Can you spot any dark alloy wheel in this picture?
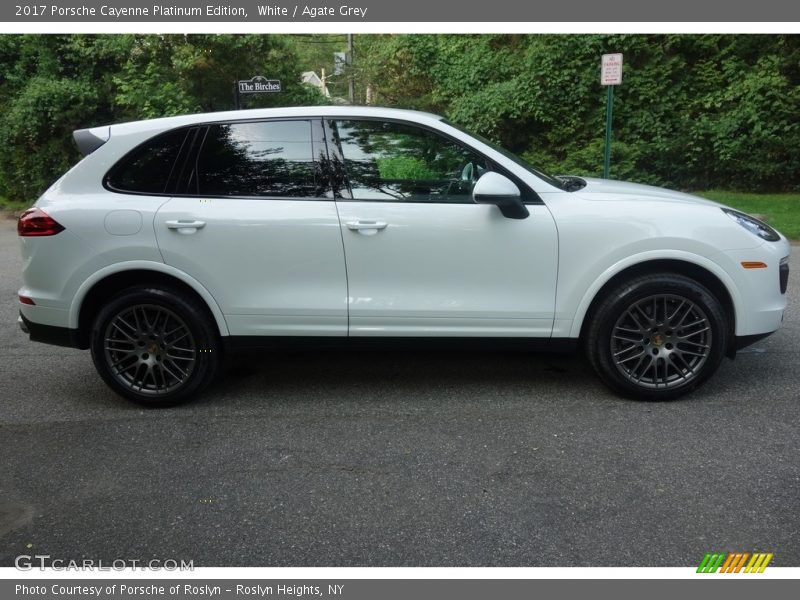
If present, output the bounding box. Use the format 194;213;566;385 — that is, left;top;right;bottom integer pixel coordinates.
91;286;219;407
585;273;729;400
103;304;196;396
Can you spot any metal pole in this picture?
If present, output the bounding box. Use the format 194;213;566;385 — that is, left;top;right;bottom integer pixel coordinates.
347;33;355;105
603;84;614;179
234;80;241;110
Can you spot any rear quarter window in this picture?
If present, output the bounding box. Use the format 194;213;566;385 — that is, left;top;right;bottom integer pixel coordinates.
105;128;190;194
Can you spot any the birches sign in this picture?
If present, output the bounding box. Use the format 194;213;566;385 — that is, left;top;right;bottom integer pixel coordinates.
601;53;623;86
238;76;282;93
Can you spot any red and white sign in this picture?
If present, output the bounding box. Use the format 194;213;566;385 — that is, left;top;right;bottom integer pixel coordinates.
601;53;623;86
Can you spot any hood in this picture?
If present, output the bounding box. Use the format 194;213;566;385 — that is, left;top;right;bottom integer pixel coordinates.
572;177;722;207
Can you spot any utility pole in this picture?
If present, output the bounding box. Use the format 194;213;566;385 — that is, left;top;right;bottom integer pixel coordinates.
347;33;355;105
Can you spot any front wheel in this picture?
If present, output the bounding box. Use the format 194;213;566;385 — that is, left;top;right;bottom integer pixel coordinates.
584;273;729;400
90;286;220;407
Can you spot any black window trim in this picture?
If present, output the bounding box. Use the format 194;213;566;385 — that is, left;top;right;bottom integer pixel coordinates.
103;115;543;205
166;126;201;196
322;117;349;199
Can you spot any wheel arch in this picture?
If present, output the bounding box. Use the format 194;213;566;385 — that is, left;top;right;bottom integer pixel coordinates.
70;262;229;348
573;256;740;355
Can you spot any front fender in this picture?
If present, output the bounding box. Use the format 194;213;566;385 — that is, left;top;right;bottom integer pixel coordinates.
566;249;743;338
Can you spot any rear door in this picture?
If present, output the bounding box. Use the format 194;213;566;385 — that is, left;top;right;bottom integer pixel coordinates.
154;119;348;337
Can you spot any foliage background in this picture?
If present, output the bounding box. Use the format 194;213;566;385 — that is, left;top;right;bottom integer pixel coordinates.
0;34;798;203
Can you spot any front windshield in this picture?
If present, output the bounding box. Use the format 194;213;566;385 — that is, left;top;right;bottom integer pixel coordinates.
443;119;568;191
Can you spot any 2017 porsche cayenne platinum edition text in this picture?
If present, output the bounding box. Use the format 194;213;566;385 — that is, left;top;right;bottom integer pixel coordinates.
17;107;790;406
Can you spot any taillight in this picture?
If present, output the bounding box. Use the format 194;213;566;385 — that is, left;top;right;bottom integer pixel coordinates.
18;208;65;237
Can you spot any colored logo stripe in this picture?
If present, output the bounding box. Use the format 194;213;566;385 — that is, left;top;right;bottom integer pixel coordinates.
697;552;773;573
745;553;773;573
720;552;749;573
697;553;726;573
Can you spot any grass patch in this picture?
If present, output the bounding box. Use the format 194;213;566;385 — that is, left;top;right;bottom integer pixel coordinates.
0;196;30;214
695;191;800;241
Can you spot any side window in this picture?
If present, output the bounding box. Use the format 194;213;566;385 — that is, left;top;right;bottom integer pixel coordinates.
195;120;327;198
332;120;489;203
105;128;189;194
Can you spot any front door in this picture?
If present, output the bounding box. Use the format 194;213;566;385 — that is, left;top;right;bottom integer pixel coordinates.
329;119;559;337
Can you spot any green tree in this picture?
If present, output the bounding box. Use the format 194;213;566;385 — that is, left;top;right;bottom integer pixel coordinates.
1;34;798;202
356;34;800;191
114;35;327;117
0;34;329;202
0;35;131;201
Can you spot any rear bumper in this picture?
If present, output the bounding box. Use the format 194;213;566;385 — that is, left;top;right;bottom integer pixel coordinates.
18;312;84;349
780;256;789;294
733;332;775;352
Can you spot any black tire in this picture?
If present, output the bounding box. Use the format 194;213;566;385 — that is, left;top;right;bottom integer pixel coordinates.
90;286;220;407
584;273;729;400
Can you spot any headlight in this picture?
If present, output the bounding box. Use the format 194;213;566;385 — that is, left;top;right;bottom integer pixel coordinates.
722;208;780;242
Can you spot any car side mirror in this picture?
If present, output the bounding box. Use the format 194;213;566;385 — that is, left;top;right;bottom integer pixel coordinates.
472;172;530;220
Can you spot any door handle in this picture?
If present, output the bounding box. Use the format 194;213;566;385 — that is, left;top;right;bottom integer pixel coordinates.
165;220;206;234
346;220;388;235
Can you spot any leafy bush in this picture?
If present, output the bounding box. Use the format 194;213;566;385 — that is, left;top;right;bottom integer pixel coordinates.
0;34;329;203
358;34;800;191
0;77;99;202
1;34;798;202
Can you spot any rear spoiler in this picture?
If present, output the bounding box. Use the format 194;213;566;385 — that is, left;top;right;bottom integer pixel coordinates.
73;125;110;157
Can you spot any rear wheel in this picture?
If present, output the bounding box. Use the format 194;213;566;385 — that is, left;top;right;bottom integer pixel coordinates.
90;286;219;407
585;273;729;400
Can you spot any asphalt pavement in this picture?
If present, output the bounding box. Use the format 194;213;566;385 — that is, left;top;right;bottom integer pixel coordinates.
0;216;798;567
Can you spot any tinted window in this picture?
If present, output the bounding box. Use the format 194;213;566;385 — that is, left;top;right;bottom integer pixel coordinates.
106;128;189;194
196;120;326;197
333;120;488;203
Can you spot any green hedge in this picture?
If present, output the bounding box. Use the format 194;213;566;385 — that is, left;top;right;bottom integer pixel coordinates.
357;34;800;192
1;34;798;202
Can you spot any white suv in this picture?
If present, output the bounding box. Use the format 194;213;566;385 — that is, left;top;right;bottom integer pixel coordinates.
17;106;790;406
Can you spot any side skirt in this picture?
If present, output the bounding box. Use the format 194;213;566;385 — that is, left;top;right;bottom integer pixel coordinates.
222;336;578;354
